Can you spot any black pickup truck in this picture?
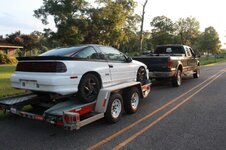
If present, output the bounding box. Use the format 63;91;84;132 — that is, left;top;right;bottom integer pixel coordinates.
134;45;200;87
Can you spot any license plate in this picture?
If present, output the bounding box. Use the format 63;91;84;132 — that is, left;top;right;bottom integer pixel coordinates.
10;108;17;113
21;80;37;88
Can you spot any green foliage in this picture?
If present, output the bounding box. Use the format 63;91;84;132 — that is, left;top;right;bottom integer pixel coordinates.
6;31;48;56
150;16;176;48
175;16;200;45
0;52;17;64
197;26;221;54
34;0;137;48
0;65;24;98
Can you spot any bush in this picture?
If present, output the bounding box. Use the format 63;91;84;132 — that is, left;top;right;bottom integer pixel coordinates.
0;52;18;64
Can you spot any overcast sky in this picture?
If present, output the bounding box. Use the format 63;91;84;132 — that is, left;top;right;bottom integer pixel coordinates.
0;0;225;48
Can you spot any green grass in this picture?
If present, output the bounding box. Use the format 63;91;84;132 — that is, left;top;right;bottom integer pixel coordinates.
0;64;25;98
200;55;226;65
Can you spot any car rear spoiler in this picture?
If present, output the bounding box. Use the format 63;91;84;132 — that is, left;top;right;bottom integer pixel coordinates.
17;56;80;61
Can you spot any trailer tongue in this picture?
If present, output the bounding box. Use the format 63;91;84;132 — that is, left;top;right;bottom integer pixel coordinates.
0;81;151;130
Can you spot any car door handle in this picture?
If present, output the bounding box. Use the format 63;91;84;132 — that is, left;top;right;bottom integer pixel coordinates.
108;64;113;68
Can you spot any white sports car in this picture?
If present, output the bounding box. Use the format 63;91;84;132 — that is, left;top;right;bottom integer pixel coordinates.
11;44;148;102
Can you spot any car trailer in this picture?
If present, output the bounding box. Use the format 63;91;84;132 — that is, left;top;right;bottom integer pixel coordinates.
0;81;151;130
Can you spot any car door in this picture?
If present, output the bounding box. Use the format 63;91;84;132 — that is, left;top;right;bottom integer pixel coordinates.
73;46;112;87
98;46;136;85
187;47;198;71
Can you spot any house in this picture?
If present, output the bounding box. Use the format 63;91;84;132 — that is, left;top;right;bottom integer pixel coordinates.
0;42;23;57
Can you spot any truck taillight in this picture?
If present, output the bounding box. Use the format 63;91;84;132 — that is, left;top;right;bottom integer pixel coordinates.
167;58;173;69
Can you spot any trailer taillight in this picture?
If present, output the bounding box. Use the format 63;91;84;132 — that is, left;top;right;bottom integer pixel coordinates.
64;115;69;123
63;112;80;125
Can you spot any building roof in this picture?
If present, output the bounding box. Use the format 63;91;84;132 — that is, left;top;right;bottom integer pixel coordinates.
0;45;23;49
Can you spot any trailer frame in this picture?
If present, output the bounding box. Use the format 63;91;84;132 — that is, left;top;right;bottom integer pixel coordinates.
0;81;151;130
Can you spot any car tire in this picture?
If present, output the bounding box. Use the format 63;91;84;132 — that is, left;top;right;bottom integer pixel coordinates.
105;93;123;123
123;87;140;114
137;67;147;85
172;69;182;87
77;73;101;103
193;67;200;78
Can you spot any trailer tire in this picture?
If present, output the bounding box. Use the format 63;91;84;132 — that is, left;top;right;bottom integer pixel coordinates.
123;87;140;114
77;73;101;103
105;93;123;123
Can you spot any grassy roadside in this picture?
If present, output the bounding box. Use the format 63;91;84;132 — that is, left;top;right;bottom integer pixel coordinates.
200;56;226;66
0;64;25;98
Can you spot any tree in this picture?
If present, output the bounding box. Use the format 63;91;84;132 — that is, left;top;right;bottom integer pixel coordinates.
150;16;176;48
139;0;148;54
34;0;89;46
175;16;200;46
198;26;221;54
6;31;47;56
34;0;137;48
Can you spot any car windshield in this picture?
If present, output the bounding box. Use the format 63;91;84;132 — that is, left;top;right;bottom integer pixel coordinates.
40;46;87;57
155;46;184;54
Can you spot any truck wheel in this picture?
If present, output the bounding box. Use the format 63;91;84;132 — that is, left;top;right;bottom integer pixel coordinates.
123;87;140;114
77;73;101;103
137;67;147;85
193;68;200;78
105;93;123;123
172;69;182;87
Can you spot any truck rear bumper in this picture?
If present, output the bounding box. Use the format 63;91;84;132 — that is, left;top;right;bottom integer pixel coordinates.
149;71;176;78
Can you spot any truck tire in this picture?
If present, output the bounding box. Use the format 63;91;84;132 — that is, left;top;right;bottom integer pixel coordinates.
123;87;140;114
77;73;101;103
193;68;200;78
172;69;182;87
137;67;147;85
105;93;123;123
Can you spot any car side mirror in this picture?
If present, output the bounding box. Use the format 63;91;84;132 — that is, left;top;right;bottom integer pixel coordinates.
125;57;132;63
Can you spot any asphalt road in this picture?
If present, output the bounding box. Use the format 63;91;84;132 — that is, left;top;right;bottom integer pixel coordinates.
0;62;226;150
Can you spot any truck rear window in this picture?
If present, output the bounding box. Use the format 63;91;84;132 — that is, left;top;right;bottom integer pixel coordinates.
155;46;184;54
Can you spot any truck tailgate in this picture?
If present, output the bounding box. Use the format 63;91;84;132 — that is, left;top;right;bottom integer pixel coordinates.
133;56;170;72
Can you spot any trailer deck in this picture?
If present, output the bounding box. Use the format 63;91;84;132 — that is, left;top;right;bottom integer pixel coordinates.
0;81;151;130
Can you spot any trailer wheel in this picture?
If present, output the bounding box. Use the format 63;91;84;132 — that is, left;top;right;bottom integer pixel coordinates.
123;87;140;114
105;93;123;123
172;69;182;87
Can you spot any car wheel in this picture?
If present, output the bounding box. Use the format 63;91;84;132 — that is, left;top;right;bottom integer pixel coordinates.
193;67;200;78
137;67;147;85
123;87;140;114
172;69;182;87
77;73;101;103
105;93;123;123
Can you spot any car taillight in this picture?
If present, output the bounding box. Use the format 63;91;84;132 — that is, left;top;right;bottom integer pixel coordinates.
16;62;67;73
167;58;173;69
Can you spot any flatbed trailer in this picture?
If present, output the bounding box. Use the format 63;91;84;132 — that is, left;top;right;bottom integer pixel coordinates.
0;81;151;130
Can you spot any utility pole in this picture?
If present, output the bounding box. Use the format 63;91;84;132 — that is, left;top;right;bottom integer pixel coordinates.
139;0;148;55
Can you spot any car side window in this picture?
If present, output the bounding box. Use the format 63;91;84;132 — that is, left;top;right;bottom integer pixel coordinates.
99;46;126;62
185;47;192;57
189;48;196;57
73;47;99;59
